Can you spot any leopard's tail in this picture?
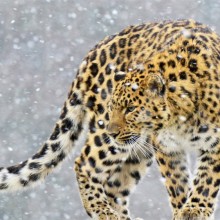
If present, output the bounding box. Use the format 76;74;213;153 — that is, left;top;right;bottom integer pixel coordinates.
0;76;87;191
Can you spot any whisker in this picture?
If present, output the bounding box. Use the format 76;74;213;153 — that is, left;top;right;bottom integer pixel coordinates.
115;134;165;161
131;140;140;161
135;142;147;157
135;141;153;159
142;140;163;154
128;142;133;160
133;136;159;159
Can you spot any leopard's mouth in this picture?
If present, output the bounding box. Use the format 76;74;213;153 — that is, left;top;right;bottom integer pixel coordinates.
116;134;140;145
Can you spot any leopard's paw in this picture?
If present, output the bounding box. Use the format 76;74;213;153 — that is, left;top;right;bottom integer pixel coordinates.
98;209;120;220
178;207;209;220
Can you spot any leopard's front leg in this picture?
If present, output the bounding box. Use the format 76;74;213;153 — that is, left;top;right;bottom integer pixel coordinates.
74;134;136;220
155;149;190;220
178;150;220;220
104;155;153;220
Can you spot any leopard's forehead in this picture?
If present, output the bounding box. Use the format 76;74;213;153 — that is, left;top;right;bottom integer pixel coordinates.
112;75;146;105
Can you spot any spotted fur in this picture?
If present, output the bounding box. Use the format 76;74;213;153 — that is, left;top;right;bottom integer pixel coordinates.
1;19;220;220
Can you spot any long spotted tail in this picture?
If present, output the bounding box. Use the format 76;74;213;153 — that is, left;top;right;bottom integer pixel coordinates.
0;78;86;191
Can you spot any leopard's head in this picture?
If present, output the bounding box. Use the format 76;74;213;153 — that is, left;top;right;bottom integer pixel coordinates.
107;71;171;147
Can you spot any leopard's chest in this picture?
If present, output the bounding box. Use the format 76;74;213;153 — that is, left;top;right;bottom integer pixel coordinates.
156;125;219;153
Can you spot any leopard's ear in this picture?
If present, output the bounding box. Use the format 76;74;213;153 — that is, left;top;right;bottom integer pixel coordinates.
145;74;166;96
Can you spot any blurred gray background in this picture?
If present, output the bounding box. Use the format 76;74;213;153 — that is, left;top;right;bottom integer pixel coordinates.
0;0;220;219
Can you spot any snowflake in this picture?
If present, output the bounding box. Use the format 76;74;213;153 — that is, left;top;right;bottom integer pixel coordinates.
136;63;145;70
181;28;191;38
109;63;116;70
125;82;131;86
132;83;139;90
98;120;104;125
179;115;186;121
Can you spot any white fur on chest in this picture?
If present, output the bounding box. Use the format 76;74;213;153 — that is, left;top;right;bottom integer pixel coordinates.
156;125;218;153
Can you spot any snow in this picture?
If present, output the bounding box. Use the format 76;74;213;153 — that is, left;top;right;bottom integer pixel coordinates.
97;88;101;92
0;1;220;220
125;82;131;87
115;197;122;205
109;63;116;70
177;54;183;59
215;128;220;132
181;94;187;98
116;71;126;76
181;28;192;38
136;63;145;70
179;115;187;121
7;147;13;152
98;120;104;125
112;9;118;15
132;83;139;90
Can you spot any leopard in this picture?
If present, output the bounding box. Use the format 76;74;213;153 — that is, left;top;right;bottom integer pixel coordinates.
0;19;220;220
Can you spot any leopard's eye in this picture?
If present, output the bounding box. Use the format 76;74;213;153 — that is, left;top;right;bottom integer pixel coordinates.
125;106;136;114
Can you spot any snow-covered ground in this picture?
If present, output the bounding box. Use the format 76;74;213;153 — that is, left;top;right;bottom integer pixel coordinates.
0;1;220;219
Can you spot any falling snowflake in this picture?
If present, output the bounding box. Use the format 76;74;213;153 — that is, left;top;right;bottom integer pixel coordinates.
181;28;192;38
179;115;186;121
132;83;139;90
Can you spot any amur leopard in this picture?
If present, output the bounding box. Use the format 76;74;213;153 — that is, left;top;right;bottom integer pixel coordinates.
0;19;220;220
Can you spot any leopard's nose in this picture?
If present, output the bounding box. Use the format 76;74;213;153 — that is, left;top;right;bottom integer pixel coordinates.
106;123;120;138
108;131;120;139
